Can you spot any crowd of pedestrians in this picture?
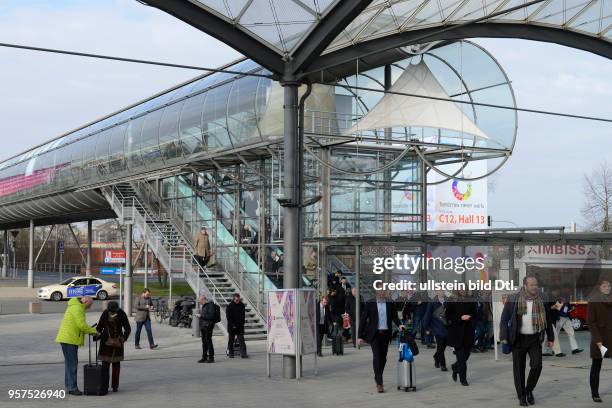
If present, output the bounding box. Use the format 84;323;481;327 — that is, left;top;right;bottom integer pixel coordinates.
53;276;610;404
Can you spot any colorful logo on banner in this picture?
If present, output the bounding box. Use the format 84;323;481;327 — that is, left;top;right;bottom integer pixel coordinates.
452;179;472;201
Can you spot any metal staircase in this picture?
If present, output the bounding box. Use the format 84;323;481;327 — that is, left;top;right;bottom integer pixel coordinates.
101;182;267;340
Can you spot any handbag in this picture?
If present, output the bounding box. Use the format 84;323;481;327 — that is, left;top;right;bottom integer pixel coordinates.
342;313;351;329
207;252;216;268
399;330;420;356
105;335;123;348
399;342;414;363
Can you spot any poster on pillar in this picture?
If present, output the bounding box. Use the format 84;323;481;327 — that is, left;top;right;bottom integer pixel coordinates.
299;289;316;355
267;290;296;355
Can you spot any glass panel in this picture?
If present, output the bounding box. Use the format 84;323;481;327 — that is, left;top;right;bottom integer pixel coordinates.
227;76;260;145
70;140;86;184
202;82;233;151
158;100;185;162
108;123;128;174
179;93;207;156
140;110;164;167
94;130;112;178
126;116;145;170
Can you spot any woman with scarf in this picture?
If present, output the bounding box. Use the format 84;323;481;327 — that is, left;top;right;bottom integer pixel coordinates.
500;275;554;407
587;279;612;403
96;301;131;392
446;289;478;386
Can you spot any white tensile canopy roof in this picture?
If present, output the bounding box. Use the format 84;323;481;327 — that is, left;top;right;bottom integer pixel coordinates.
347;61;489;141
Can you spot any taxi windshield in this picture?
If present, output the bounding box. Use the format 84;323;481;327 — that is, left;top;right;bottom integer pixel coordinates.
59;278;75;285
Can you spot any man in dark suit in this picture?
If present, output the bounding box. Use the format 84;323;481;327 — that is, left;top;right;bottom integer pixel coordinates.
500;276;555;407
316;296;333;357
358;291;405;393
345;287;358;347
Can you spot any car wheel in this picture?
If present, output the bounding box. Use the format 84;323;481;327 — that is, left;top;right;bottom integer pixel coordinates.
51;291;63;302
97;290;108;300
571;318;583;331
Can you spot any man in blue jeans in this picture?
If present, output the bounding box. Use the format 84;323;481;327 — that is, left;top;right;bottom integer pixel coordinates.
55;296;98;395
134;288;158;349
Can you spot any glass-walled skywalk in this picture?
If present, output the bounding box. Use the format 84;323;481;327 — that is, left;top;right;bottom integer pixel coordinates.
0;59;275;206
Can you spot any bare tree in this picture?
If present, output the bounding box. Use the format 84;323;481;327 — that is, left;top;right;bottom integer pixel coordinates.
582;162;612;232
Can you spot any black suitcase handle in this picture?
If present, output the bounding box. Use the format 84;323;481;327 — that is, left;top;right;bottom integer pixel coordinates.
88;324;98;366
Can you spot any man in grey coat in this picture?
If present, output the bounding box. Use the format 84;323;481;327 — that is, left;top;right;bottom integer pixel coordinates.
134;288;158;350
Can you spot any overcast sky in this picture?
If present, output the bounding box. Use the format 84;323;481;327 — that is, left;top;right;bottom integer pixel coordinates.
0;1;611;230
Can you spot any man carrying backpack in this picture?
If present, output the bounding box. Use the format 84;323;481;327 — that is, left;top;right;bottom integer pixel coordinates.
197;294;220;363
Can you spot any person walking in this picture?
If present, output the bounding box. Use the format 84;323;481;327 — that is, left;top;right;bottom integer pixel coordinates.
345;287;358;347
226;293;248;358
95;301;131;392
316;296;332;357
410;291;430;346
55;296;98;396
198;294;220;363
587;279;611;403
195;226;212;268
552;293;583;356
446;290;477;386
424;290;449;371
134;288;158;350
500;276;555;407
543;288;560;357
358;291;405;393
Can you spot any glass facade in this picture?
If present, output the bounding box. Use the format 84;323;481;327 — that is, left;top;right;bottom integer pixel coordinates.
182;1;611;56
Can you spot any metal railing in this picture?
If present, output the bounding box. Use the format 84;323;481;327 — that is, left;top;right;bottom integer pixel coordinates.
131;179;267;321
128;182;241;310
13;262;81;274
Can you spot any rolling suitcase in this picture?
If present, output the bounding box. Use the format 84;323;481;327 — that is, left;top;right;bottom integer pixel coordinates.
332;331;344;355
397;360;416;392
83;333;107;396
397;331;416;392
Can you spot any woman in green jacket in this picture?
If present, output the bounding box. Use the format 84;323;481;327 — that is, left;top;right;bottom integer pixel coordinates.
55;296;98;395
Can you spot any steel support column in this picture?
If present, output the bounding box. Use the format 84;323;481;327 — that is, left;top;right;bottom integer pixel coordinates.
86;220;92;275
144;242;148;288
282;82;300;379
27;219;35;288
420;154;428;284
125;224;133;316
320;148;331;297
383;64;393;234
355;244;361;350
2;230;7;278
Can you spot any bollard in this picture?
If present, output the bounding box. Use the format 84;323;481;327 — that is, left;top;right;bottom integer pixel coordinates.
28;301;42;314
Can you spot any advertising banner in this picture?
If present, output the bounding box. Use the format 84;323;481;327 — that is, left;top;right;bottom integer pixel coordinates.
299;289;316;355
427;161;487;231
100;266;122;275
104;249;126;264
267;289;316;356
267;290;296;355
391;161;487;232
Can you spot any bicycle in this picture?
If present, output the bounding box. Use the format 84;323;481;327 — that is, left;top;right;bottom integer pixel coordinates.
152;298;170;324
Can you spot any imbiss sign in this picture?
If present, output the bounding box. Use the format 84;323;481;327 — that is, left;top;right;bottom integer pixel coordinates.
525;244;599;260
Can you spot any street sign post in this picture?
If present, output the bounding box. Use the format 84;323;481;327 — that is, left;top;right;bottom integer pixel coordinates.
58;240;64;282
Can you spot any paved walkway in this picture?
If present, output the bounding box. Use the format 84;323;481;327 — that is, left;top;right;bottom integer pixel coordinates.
0;312;608;408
